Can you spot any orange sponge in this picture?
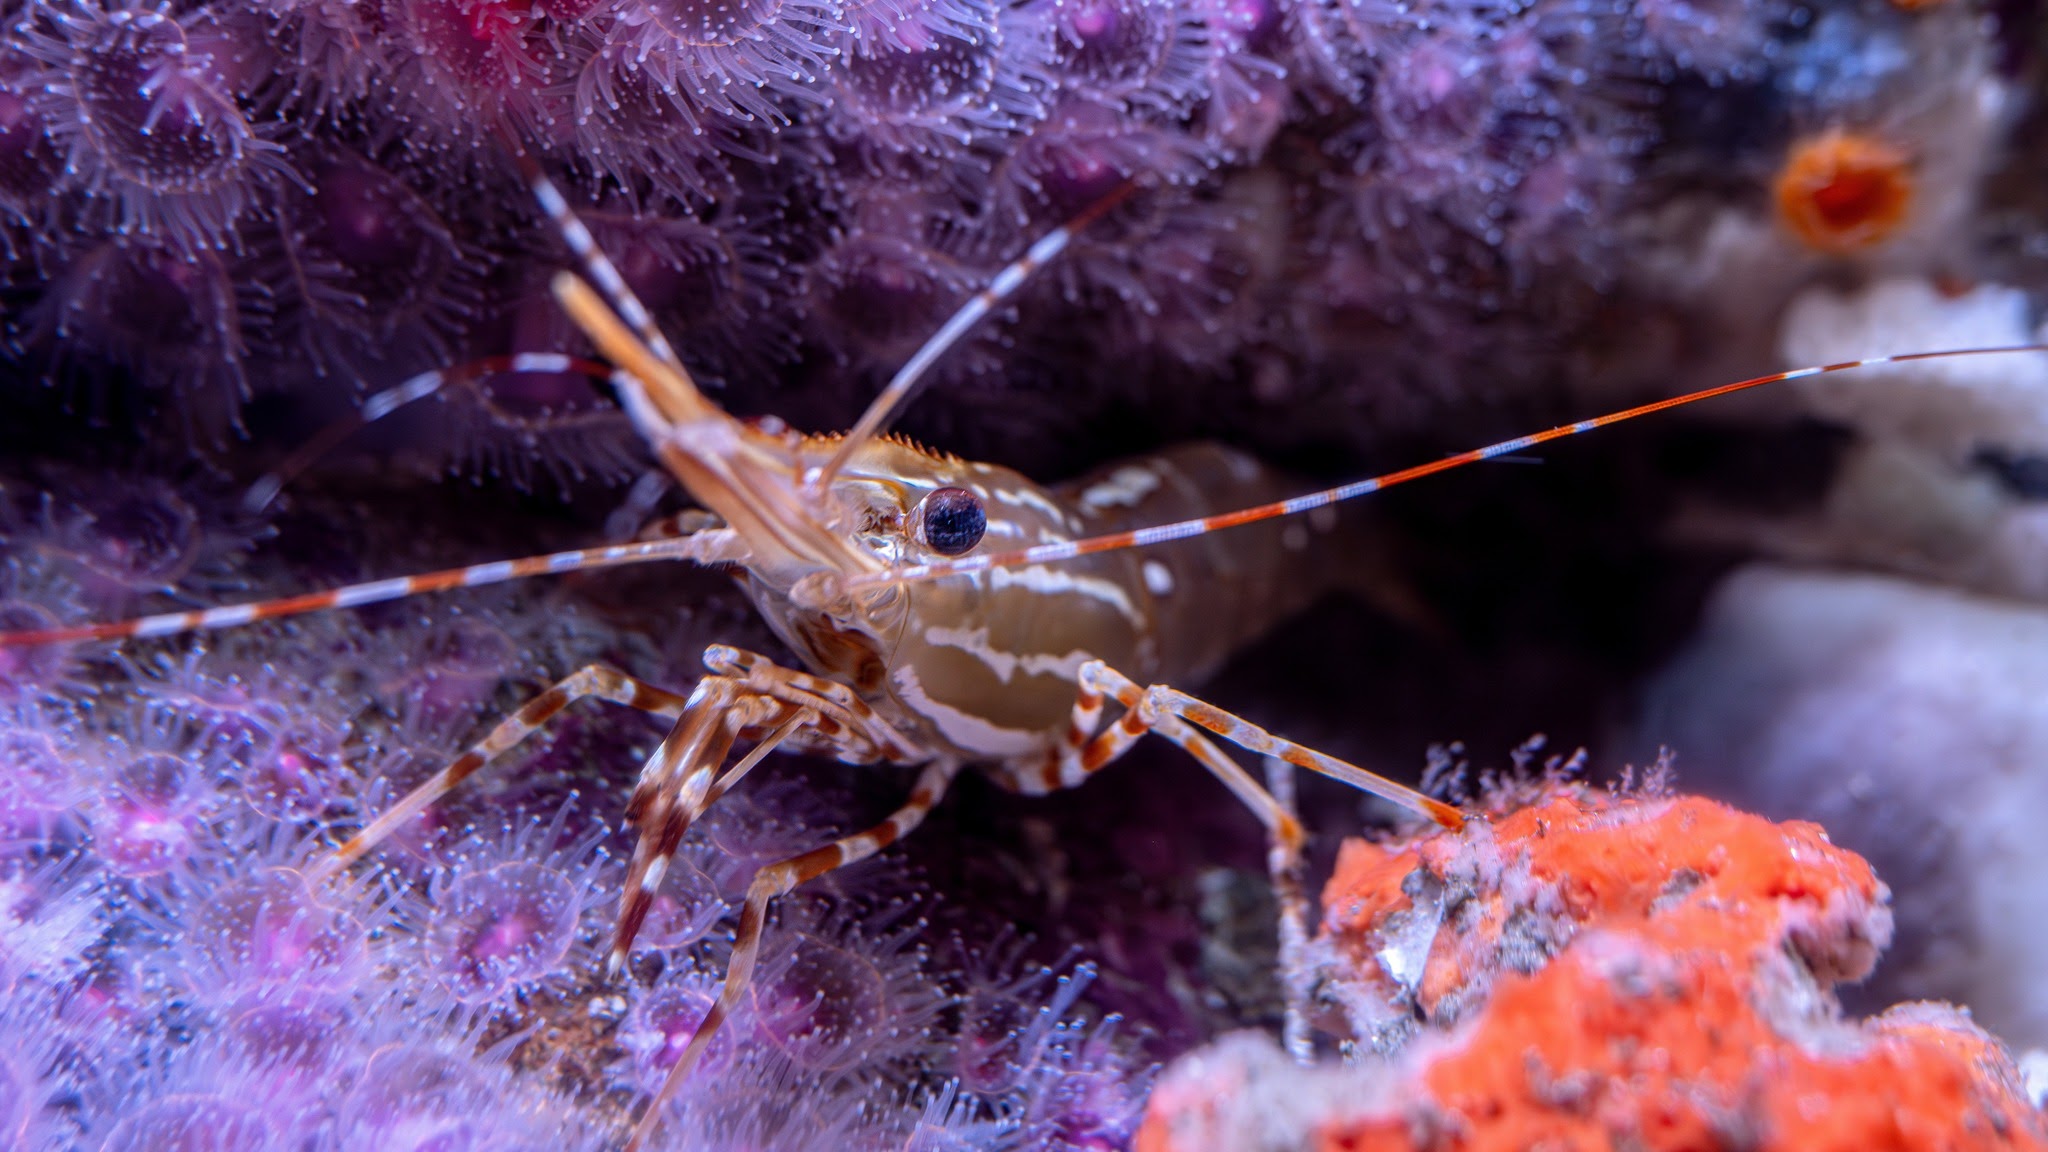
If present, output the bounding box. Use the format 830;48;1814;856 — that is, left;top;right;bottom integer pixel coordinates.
1139;789;2047;1152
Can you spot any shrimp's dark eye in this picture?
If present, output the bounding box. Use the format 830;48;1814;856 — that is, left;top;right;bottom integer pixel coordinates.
919;487;986;556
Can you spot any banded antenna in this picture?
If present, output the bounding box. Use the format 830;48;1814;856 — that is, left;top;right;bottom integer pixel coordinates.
7;346;2046;651
805;184;1138;496
845;345;2048;590
242;354;620;513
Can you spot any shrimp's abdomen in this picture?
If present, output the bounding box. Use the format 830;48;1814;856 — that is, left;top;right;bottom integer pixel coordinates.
1057;442;1349;689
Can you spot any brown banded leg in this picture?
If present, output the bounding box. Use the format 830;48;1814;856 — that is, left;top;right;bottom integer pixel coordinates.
625;758;962;1152
308;664;693;885
1073;661;1465;831
1050;673;1316;1052
1163;724;1313;1061
703;709;810;808
701;645;923;763
621;646;922;865
609;646;927;970
610;676;788;970
1263;756;1312;1062
1036;660;1464;1062
1025;663;1318;1056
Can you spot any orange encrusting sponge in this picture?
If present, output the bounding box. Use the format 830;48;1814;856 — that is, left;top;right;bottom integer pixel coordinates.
1138;791;2048;1152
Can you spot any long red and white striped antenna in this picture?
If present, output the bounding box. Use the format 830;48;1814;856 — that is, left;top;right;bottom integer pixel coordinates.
845;345;2048;591
0;535;739;648
7;346;2044;651
804;184;1139;496
512;151;692;380
242;353;620;513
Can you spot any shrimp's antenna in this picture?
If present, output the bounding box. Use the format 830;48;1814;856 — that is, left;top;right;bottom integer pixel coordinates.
806;184;1137;496
0;534;740;648
851;346;2048;589
242;353;619;513
509;149;692;379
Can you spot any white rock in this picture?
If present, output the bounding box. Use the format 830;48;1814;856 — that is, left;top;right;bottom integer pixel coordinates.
1634;563;2048;1046
1779;277;2048;460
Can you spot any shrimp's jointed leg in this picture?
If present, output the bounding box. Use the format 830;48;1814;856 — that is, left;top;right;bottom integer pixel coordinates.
1048;660;1465;1060
1069;662;1464;830
611;645;925;969
627;757;963;1152
310;663;695;884
311;648;928;978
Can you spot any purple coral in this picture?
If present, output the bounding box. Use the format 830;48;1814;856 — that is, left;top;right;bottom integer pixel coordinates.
11;1;296;252
22;238;263;445
0;717;90;830
596;0;845;125
560;45;748;204
387;0;548;126
618;966;749;1083
0;53;64;238
991;99;1208;234
826;0;1048;154
93;750;217;876
0;581;1156;1147
801;181;995;372
628;843;726;949
177;866;372;1000
24;467;265;607
1035;0;1214;113
748;902;947;1072
1636;0;1781;81
0;602;84;702
99;1094;279;1152
265;147;490;378
412;803;609;1010
426;859;589;1004
0;0;1960;477
580;194;799;384
0;0;1949;475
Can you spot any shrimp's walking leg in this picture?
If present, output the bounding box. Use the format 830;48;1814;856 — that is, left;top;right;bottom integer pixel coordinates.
1263;756;1313;1062
610;645;924;969
625;644;924;870
1150;719;1316;1060
1044;666;1315;1058
1072;662;1464;830
1042;661;1465;1061
310;664;694;883
626;758;963;1152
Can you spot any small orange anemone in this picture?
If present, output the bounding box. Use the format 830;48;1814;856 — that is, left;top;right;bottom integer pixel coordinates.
1773;128;1916;253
